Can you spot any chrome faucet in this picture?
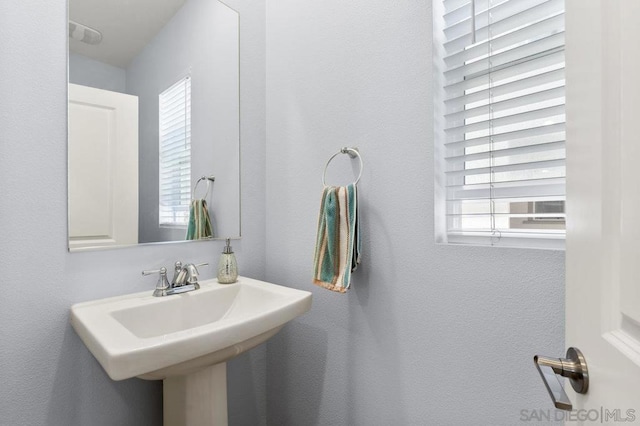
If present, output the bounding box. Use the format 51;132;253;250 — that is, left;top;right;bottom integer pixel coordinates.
142;261;208;297
173;262;204;288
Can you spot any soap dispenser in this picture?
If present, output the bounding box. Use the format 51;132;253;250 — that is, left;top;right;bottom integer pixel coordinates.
217;238;238;284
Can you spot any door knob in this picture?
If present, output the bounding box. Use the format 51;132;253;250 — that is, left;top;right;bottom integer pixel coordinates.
534;347;589;411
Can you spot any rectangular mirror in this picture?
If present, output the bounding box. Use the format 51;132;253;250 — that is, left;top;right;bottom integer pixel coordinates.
67;0;240;251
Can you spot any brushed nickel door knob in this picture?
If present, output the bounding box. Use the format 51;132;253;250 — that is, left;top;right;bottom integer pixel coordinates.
534;347;589;411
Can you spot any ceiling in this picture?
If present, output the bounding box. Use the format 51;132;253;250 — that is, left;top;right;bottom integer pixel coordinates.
69;0;188;68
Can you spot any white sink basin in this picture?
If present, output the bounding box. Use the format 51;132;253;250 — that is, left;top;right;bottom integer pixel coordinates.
70;276;312;381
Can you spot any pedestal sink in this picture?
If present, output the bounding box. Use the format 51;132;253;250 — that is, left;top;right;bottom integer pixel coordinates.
70;276;312;425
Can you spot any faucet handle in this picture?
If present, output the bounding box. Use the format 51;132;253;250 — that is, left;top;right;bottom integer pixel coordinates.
142;267;170;297
193;263;209;280
185;263;209;285
176;263;209;288
142;267;165;276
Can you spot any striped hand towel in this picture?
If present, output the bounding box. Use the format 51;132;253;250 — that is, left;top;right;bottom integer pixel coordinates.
186;199;213;240
313;183;361;293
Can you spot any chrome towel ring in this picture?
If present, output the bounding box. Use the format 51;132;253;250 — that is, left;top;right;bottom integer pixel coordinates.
322;147;363;187
192;175;215;200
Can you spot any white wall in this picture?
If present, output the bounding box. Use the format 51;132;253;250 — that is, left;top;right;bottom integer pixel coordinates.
264;1;565;425
0;0;265;424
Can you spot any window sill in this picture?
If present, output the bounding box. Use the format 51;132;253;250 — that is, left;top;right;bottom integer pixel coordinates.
440;232;565;250
159;224;188;230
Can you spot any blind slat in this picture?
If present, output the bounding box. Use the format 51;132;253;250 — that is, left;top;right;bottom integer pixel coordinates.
159;112;191;131
447;229;566;236
444;1;473;27
444;0;548;42
160;151;191;164
445;158;564;178
444;49;564;94
448;213;565;219
445;140;565;164
444;0;470;14
447;178;565;200
444;13;564;68
444;0;562;52
160;172;190;181
444;32;565;84
445;86;564;122
160;135;192;151
447;195;564;206
445;122;564;150
445;68;564;111
159;93;191;110
444;104;564;138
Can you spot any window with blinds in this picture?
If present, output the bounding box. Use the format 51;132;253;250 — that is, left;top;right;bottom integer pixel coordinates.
159;76;191;227
437;0;565;248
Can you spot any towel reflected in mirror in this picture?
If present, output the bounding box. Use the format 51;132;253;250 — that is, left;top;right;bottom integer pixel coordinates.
186;199;213;240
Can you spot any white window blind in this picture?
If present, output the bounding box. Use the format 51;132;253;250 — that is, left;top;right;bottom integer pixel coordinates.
159;76;191;227
439;0;565;248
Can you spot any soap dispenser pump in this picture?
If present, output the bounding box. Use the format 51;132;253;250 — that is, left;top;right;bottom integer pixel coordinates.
217;238;238;284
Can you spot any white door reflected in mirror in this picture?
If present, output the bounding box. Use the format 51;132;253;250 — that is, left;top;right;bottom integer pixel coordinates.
68;84;139;249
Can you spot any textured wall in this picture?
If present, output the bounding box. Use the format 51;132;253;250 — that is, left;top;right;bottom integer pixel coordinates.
264;1;565;425
0;0;265;424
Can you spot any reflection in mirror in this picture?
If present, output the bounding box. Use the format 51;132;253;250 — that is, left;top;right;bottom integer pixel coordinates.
67;0;240;251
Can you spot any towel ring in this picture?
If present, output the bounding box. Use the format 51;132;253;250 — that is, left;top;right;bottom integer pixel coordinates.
192;176;215;200
322;147;363;187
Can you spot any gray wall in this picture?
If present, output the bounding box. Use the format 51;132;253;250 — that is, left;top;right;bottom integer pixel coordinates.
68;52;127;93
264;1;565;425
0;0;265;425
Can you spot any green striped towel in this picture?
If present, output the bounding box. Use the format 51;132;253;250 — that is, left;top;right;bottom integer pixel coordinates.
186;199;213;240
313;183;361;293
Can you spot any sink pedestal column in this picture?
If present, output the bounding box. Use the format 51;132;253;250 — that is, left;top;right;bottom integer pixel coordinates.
163;363;228;426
